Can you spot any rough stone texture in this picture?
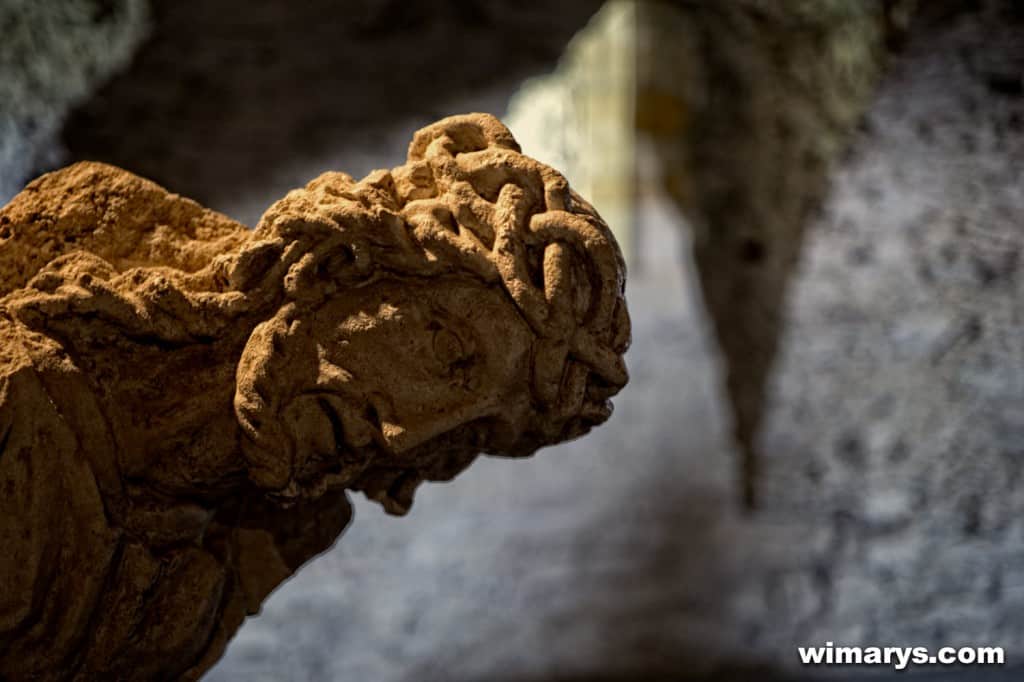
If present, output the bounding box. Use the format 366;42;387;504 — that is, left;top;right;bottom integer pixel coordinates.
0;0;148;202
0;114;629;681
638;0;908;506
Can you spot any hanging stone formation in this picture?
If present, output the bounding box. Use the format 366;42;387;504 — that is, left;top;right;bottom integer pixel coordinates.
0;113;630;681
635;0;914;507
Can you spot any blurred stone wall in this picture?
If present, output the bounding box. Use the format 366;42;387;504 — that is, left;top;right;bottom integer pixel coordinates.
759;0;1024;663
61;0;604;228
637;0;905;508
0;0;148;201
504;0;637;264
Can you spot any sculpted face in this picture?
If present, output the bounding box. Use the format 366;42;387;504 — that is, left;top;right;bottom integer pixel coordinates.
278;275;536;510
230;113;630;515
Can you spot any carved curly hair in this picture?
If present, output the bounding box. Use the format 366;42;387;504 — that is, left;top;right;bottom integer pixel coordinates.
228;114;631;501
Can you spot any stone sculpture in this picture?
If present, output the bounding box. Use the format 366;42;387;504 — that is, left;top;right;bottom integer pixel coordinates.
0;113;630;681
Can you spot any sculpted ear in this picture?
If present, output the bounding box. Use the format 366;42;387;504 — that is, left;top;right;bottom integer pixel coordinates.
234;305;300;492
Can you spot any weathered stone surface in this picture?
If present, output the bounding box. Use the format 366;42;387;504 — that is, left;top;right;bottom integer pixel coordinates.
0;113;629;681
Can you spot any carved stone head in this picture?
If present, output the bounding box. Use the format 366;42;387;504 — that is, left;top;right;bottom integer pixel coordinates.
230;114;631;513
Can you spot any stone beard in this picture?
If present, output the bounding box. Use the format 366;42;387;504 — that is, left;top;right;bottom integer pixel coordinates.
0;114;630;680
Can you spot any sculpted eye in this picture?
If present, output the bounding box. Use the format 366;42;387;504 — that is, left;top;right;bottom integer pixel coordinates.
432;328;466;367
431;324;478;382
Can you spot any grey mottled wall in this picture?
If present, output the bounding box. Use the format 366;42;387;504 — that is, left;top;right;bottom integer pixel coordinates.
0;0;147;201
759;0;1024;662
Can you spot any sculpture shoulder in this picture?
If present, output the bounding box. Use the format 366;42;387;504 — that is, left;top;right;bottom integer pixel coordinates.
0;313;124;676
0;161;250;297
